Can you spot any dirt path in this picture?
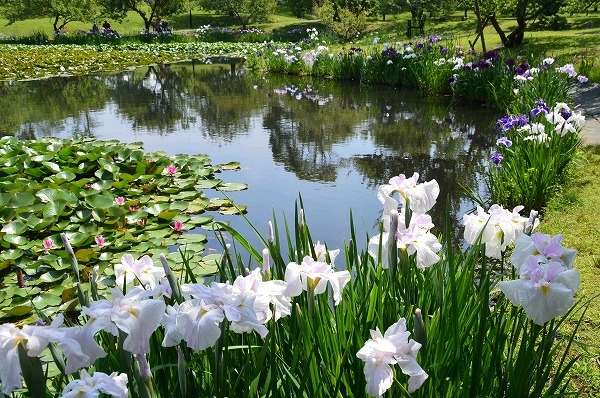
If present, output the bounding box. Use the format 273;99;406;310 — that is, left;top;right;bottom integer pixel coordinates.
571;82;600;145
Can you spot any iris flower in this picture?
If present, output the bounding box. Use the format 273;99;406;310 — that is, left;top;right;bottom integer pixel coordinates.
284;256;351;305
383;172;440;214
356;318;428;397
60;370;128;398
81;287;166;355
498;255;580;325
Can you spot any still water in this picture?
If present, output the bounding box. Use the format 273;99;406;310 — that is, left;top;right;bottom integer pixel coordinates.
0;61;501;256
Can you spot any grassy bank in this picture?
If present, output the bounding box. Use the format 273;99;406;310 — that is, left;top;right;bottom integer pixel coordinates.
537;145;600;396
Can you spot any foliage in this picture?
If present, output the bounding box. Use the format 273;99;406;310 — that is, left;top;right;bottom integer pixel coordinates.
315;0;367;42
486;100;583;213
0;0;101;31
197;0;277;29
0;137;248;324
101;0;187;30
0;168;587;397
288;0;313;18
0;42;265;80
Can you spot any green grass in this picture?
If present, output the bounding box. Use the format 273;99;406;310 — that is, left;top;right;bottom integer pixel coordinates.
537;145;600;397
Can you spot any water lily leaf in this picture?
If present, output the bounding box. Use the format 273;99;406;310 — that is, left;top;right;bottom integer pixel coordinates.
220;161;241;170
218;182;248;192
52;171;77;183
42;161;61;172
147;203;170;216
75;248;97;262
3;234;29;246
207;198;232;210
7;192;35;208
43;199;67;219
98;158;120;173
3;305;34;316
190;215;214;225
219;205;247;215
177;233;207;243
158;211;179;220
24;168;43;178
0;248;23;261
197;254;222;275
1;220;27;235
86;194;116;209
172;190;200;200
169;201;189;211
67;232;90;246
38;271;66;284
91;180;113;191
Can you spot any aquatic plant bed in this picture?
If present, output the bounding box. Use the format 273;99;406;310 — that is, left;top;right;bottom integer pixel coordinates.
0;137;247;324
0;42;266;80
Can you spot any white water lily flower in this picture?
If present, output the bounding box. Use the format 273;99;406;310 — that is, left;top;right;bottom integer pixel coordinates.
356;318;428;397
284;256;351;305
61;369;128;398
498;256;580;325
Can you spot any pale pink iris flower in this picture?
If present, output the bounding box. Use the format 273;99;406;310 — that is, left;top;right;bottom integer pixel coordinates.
356;318;428;397
498;255;580;325
383;172;440;214
60;370;128;398
81;287;166;355
284;256;351;305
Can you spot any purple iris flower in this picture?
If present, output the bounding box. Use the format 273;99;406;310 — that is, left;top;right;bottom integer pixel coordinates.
560;109;572;119
491;152;504;165
416;43;424;49
496;137;512;147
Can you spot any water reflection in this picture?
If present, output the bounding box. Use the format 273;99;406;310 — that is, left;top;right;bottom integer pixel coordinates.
0;62;501;253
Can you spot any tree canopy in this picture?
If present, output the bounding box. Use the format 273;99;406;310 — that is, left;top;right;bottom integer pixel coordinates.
101;0;188;30
196;0;277;29
1;0;101;31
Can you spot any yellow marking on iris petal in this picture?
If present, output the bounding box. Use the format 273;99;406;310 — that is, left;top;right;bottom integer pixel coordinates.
540;285;549;295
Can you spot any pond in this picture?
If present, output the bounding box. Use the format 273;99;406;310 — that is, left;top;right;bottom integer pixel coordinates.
0;61;501;257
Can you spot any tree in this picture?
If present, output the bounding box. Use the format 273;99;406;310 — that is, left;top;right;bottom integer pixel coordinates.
1;0;101;32
484;0;567;47
197;0;277;29
562;0;600;13
315;0;367;41
101;0;187;31
371;0;401;21
288;0;313;18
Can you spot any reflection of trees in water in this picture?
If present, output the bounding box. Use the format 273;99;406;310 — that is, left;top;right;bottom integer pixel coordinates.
184;67;259;141
0;77;108;139
1;63;500;223
108;64;193;135
263;85;369;182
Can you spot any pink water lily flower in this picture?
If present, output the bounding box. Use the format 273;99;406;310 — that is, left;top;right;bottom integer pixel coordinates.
164;164;178;175
43;237;55;251
95;235;106;247
172;220;184;233
115;196;125;205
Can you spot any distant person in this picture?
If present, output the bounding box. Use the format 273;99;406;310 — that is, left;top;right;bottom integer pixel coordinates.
162;20;171;33
92;23;99;33
102;20;111;31
154;19;162;33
